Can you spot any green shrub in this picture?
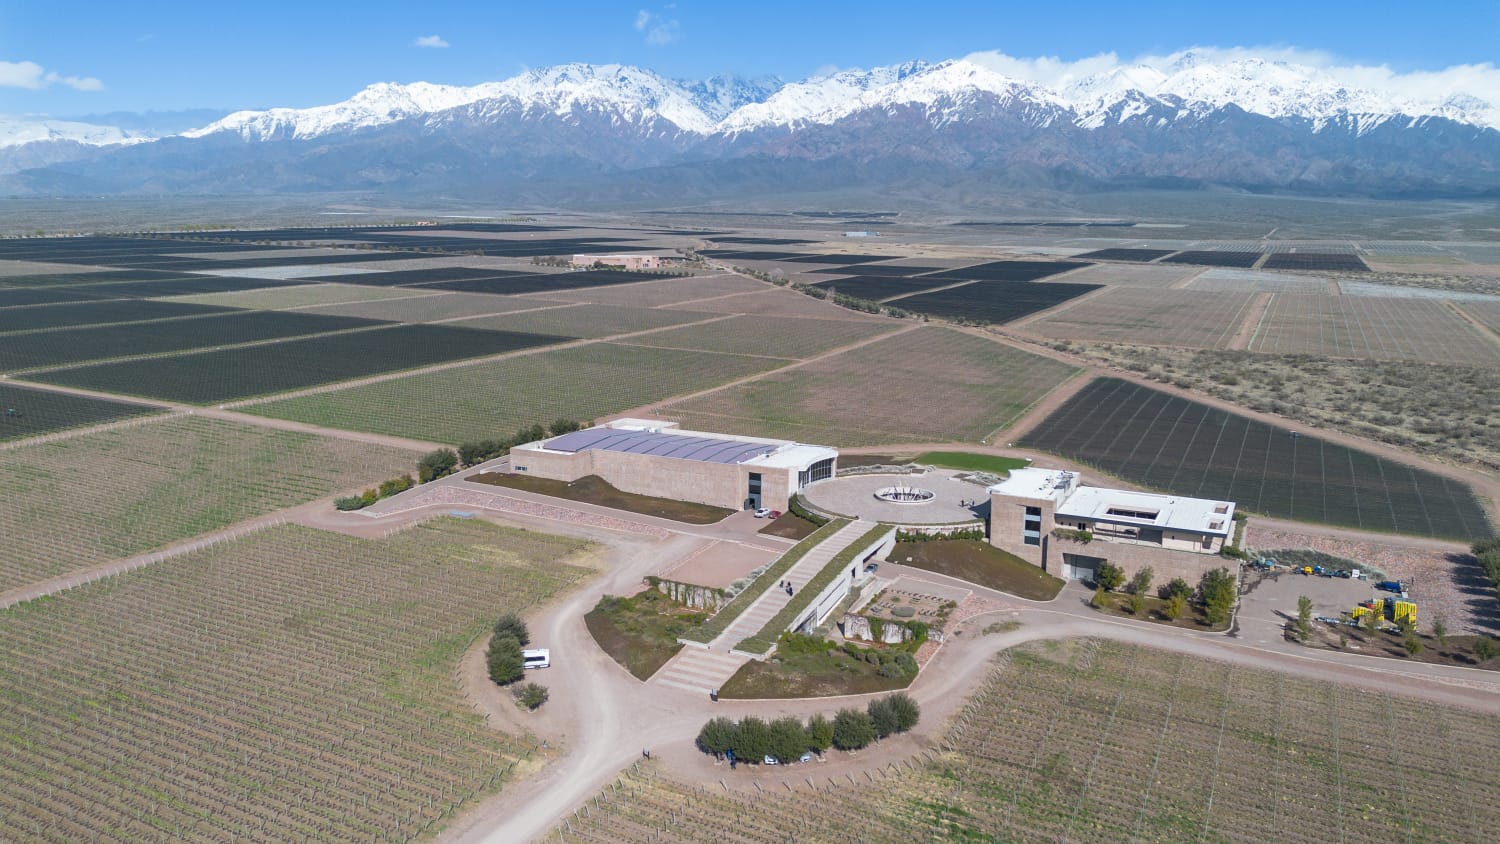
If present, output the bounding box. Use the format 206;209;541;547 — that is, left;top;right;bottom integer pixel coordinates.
378;475;414;498
417;448;458;483
696;717;738;758
769;716;810;763
1095;561;1125;591
887;692;920;732
891;606;916;618
492;612;530;647
1128;566;1154;596
334;496;367;511
735;716;772;761
832;708;875;750
1159;577;1192;601
1198;567;1237;626
868;697;900;738
360;488;378;506
806;714;834;753
486;634;524;685
788;494;831;527
512;682;548;710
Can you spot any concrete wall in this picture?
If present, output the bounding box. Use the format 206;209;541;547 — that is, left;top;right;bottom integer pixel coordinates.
1043;535;1232;587
512;446;801;511
989;494;1055;566
795;528;895;634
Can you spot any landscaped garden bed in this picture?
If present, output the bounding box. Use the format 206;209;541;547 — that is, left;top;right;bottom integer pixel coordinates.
584;590;706;680
718;633;917;699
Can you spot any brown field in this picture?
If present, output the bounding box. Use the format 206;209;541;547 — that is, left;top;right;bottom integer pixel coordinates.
618;313;899;359
0;519;593;842
1248;293;1500;365
665;287;887;320
1025;287;1258;349
539;274;768;307
1062;262;1204;287
665;326;1079;446
163;282;431;310
1460;300;1500;335
559;639;1500;843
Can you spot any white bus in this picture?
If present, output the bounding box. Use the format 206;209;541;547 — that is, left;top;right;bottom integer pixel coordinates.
522;648;551;670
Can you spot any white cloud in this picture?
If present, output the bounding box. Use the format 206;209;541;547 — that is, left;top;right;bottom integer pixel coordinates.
961;46;1500;109
0;60;102;91
634;8;679;46
413;34;450;49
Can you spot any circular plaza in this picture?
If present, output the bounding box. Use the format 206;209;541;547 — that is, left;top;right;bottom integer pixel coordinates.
802;469;991;524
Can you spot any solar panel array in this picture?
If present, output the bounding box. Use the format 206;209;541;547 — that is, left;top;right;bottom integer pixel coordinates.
542;428;775;464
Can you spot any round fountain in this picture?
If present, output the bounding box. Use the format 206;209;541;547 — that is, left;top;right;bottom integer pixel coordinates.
873;485;936;505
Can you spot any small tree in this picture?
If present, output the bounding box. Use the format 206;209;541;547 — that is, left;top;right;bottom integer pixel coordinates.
1474;636;1497;663
1090;586;1108;610
735;716;772;762
832;708;876;751
486;634;524;686
868;697;900;740
492;612;531;647
887;692;921;733
549;418;582;436
1127;592;1145;616
417;448;459;483
769;717;809;763
1198;567;1236;626
1362;605;1381;636
1432;613;1448;648
512;682;548;710
1403;627;1424;657
1159;577;1192;601
696;717;738;759
1296;595;1313;643
1095;561;1125;592
1128;566;1154;597
1164;593;1186;621
805;714;834;754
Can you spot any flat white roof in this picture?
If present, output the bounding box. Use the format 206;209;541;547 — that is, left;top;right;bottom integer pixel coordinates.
989;467;1234;536
1056;487;1234;537
987;467;1076;503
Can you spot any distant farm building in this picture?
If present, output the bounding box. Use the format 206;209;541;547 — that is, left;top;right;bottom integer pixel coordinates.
570;253;672;270
989;467;1236;584
510;419;838;511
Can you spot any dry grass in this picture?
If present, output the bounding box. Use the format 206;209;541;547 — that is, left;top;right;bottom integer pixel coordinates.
450;303;711;338
304;291;569;322
1063;262;1204;287
541;274;767;307
1026;287;1258;349
666;287;886;320
161;282;430;310
666;326;1079;447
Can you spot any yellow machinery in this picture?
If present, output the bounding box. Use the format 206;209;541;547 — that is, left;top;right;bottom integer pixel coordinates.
1350;597;1417;626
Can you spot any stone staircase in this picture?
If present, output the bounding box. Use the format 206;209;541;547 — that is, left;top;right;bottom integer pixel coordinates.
651;519;869;694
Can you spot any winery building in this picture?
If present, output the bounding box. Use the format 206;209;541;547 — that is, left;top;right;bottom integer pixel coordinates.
989;467;1237;584
509;419;838;511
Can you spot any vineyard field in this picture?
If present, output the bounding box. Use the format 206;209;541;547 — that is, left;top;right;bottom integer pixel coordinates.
1018;377;1491;540
32;324;568;403
559;639;1500;843
0;519;593;842
667;326;1078;446
0;383;160;442
619;314;898;359
243;342;786;445
0;415;416;591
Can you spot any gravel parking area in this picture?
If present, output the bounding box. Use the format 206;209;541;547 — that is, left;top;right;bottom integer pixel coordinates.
1247;526;1493;634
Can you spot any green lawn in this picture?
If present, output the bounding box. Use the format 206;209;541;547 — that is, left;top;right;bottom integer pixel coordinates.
719;635;915;699
915;451;1030;475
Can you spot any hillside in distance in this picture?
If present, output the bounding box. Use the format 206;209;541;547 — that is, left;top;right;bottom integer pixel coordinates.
4;52;1499;199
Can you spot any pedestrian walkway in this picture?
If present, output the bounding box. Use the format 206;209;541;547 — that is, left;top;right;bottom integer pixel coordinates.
651;519;871;695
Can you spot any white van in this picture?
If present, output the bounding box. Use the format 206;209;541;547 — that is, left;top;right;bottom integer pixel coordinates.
522;648;551;670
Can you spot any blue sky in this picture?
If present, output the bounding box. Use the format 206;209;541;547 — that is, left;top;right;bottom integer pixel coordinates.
2;0;1497;116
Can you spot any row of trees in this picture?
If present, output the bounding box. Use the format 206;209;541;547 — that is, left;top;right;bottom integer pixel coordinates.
456;419;586;469
486;612;548;710
695;693;920;764
1092;565;1236;625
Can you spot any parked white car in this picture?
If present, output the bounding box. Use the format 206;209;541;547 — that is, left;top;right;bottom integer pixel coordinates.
753;508;772;518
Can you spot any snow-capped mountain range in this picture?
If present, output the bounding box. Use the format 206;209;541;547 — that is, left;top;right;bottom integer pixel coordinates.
3;52;1498;196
